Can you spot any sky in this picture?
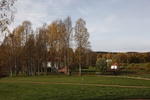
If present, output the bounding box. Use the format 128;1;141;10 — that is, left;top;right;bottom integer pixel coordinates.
9;0;150;52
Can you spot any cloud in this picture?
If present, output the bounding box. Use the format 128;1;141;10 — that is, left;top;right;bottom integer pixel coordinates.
106;15;117;22
98;15;121;33
10;0;73;30
8;0;150;52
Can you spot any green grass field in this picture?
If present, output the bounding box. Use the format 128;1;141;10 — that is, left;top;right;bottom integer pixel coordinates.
0;75;150;100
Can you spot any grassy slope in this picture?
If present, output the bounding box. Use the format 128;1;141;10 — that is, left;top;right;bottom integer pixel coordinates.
1;75;149;86
0;75;150;100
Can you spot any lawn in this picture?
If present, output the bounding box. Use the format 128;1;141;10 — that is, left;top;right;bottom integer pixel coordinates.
0;75;150;100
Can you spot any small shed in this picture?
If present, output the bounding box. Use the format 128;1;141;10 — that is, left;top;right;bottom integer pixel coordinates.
111;63;121;69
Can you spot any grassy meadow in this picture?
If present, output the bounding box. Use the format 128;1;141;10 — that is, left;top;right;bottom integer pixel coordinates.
0;75;150;100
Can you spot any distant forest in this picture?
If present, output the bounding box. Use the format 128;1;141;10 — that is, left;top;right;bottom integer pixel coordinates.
96;51;150;64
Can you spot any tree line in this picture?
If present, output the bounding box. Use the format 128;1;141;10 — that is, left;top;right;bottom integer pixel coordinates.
96;52;150;67
0;17;93;76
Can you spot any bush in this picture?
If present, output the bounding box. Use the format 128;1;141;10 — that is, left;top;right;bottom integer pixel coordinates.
134;64;139;69
130;63;135;68
145;63;150;71
96;58;106;72
127;63;135;69
88;66;96;70
121;63;127;68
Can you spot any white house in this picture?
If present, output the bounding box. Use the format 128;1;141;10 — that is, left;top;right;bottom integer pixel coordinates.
111;63;121;69
47;62;51;68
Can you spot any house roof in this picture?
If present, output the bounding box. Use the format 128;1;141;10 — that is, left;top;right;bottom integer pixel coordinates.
111;63;121;66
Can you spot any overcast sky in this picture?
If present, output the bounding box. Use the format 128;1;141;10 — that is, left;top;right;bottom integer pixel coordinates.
10;0;150;52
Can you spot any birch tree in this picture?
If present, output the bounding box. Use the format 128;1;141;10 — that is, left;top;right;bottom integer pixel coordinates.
74;18;90;75
22;21;33;75
47;21;58;73
64;16;73;74
40;24;48;75
0;34;12;76
0;0;17;33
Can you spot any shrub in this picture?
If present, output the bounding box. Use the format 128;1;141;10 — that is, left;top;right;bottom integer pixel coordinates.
145;63;150;71
130;63;135;68
96;58;106;72
127;63;135;69
121;63;127;68
88;66;96;70
134;64;139;69
127;66;132;69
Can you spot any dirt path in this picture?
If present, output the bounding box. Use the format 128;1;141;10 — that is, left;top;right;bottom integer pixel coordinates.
0;80;149;89
100;75;150;81
48;82;150;89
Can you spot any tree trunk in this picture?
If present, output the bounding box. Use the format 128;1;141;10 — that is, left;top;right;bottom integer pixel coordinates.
9;58;13;77
14;53;17;76
79;47;81;76
37;59;40;75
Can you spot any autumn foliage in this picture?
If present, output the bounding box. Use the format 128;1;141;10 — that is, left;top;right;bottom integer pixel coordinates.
0;17;93;76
